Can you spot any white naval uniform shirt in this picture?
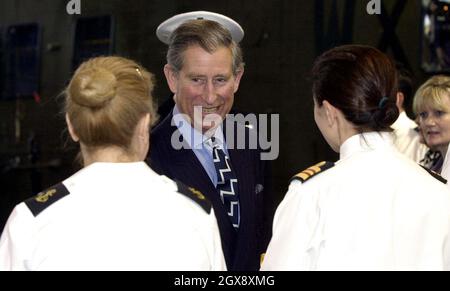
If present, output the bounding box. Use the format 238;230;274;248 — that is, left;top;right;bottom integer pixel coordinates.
441;146;450;184
261;132;450;271
0;162;226;271
391;112;428;163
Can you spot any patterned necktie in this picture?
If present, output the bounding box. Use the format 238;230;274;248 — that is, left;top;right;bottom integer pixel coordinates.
210;137;240;229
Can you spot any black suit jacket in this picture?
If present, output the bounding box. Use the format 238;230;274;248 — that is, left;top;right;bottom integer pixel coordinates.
148;111;273;271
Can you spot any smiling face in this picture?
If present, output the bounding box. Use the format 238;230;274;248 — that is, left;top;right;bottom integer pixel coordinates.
165;45;243;133
417;93;450;154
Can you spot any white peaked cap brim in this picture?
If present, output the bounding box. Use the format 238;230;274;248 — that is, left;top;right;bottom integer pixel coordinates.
156;11;244;44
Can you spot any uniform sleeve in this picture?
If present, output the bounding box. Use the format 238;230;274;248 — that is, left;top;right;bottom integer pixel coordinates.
0;204;35;271
207;209;227;271
261;180;321;270
441;146;450;182
445;231;450;271
162;176;226;270
443;195;450;271
185;205;227;270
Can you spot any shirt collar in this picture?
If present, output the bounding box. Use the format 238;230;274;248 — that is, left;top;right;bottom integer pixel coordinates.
339;131;394;160
172;105;225;149
391;111;417;130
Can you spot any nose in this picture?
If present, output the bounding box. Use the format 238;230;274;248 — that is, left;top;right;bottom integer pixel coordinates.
423;115;437;127
203;81;217;104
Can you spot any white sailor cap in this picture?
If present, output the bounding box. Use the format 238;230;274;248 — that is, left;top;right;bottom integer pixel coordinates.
156;11;244;45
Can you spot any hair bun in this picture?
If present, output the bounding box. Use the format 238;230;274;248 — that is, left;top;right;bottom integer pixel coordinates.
69;67;117;108
371;102;399;130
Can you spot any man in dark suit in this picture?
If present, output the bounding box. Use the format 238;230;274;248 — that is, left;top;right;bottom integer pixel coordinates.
148;12;274;271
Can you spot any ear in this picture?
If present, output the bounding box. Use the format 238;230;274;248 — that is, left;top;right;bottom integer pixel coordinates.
164;64;179;94
322;100;338;127
233;68;244;93
137;113;151;140
396;92;404;111
65;113;79;142
133;113;151;161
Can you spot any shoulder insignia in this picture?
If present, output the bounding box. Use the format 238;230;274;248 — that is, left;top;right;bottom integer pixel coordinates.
420;166;447;184
290;161;335;183
175;180;212;214
25;183;70;217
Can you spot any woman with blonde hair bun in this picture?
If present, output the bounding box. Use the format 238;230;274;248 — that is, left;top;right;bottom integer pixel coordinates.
0;56;225;271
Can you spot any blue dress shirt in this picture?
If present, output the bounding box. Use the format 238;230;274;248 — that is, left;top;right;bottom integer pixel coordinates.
172;105;229;187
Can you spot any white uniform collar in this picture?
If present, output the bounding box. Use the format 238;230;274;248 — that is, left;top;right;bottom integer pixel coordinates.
391;111;417;130
339;132;394;160
172;105;225;149
70;161;151;178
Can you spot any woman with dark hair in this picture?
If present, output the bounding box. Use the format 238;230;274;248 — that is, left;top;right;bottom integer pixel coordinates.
261;45;450;271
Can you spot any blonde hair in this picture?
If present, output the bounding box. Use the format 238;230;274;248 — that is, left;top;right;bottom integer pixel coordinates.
413;75;450;114
65;56;158;151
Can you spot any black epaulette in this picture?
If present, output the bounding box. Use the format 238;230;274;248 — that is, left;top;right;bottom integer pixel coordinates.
290;161;335;183
420;166;447;184
175;180;212;214
24;183;70;217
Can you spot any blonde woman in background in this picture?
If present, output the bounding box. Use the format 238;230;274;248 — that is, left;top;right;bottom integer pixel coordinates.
0;56;225;271
414;75;450;174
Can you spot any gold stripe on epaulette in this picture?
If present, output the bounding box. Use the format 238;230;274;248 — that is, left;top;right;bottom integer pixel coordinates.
293;161;332;183
303;169;314;176
308;163;324;173
296;161;325;178
189;187;206;200
297;172;310;181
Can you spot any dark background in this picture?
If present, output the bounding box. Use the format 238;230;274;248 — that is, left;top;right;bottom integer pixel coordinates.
0;0;436;231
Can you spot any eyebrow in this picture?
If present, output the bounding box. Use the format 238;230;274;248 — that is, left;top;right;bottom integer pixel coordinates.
186;73;205;78
186;73;230;78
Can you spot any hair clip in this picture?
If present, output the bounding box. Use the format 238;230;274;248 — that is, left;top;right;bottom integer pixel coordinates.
378;96;389;109
135;67;144;79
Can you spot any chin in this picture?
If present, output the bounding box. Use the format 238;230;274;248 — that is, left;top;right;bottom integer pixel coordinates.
425;140;439;149
201;117;223;131
202;124;219;134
